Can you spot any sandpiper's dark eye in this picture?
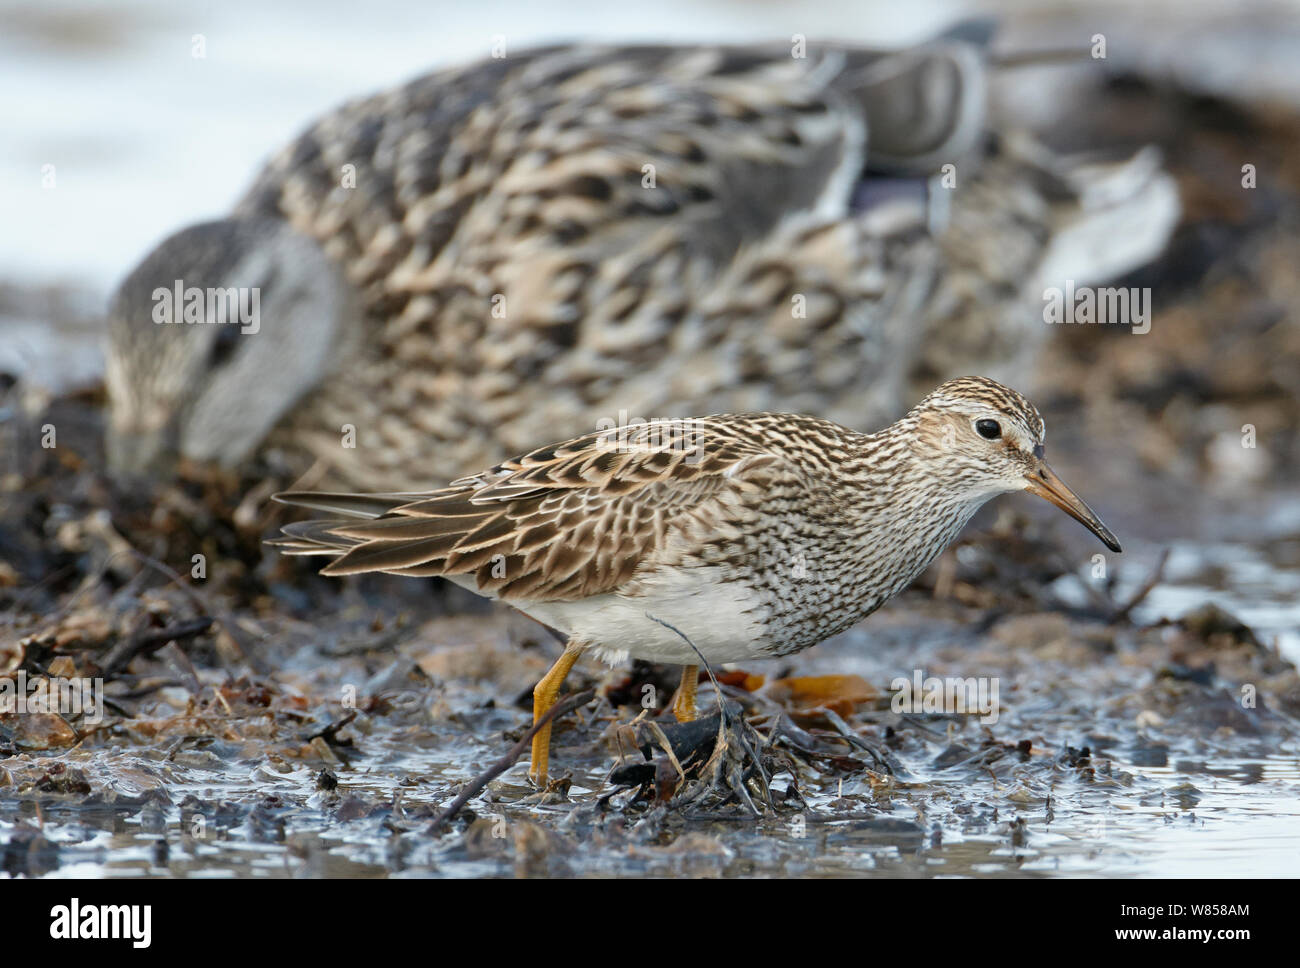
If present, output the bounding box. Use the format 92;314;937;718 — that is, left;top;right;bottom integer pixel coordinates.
975;419;1001;440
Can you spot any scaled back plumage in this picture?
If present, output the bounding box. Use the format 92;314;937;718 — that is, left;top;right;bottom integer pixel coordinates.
271;375;1096;656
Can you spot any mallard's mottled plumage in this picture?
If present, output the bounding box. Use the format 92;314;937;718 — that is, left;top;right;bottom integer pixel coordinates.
106;35;1175;491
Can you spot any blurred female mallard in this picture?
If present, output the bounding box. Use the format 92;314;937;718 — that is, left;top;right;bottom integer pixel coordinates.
106;33;1175;491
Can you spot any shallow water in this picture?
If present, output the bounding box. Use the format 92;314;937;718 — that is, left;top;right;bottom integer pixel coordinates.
10;725;1297;878
1130;541;1300;666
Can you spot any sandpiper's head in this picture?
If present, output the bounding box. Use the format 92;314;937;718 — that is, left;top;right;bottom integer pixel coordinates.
907;376;1121;551
105;217;348;482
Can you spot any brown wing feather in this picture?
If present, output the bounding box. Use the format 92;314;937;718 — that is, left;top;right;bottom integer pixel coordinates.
273;417;795;601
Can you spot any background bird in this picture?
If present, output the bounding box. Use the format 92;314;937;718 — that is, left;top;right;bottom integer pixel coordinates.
272;376;1120;783
105;32;1176;493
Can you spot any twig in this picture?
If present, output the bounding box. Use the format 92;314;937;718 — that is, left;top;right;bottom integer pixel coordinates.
645;614;727;720
102;617;214;675
1110;548;1171;625
307;710;358;747
821;706;888;771
427;688;596;833
640;719;687;796
3;564;76;619
47;543;261;673
644;615;774;810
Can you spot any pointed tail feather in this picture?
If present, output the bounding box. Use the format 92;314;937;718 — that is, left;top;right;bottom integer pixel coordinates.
265;518;367;558
272;490;429;518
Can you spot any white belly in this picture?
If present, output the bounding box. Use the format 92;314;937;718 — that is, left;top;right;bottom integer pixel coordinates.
449;567;769;666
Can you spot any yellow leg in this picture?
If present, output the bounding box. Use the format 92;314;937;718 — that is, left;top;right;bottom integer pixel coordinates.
672;665;699;722
530;641;584;786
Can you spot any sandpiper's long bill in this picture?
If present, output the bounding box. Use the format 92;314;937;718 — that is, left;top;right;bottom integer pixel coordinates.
1024;459;1120;553
271;376;1120;784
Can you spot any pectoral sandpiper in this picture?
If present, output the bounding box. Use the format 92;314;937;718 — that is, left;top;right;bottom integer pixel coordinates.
271;377;1120;784
105;35;1174;492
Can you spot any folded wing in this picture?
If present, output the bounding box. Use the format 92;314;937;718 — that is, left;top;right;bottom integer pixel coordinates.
272;418;802;601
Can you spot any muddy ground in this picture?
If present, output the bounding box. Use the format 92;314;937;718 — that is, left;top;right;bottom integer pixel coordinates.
2;76;1299;878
